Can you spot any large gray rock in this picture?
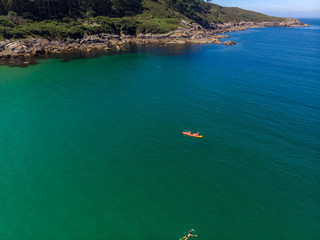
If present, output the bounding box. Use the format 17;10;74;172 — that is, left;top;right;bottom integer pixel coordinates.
0;41;8;51
13;45;31;53
108;34;120;40
80;35;106;45
5;42;21;50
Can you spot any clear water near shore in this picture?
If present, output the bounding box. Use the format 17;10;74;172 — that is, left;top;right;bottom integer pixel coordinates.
0;19;319;240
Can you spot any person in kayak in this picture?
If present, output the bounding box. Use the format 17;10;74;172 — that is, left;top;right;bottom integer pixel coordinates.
195;132;200;136
179;229;198;240
188;130;193;134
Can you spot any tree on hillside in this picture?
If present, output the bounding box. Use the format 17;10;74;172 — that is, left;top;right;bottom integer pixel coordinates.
163;0;211;26
0;0;142;19
111;0;142;16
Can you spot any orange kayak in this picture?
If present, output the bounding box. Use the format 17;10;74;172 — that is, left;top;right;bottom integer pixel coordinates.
182;131;203;138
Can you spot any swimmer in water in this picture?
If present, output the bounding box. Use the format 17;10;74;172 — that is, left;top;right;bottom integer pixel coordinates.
179;229;198;240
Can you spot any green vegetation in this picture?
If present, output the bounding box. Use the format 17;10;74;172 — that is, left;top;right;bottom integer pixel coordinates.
0;0;289;40
0;0;142;19
0;16;181;40
207;5;288;23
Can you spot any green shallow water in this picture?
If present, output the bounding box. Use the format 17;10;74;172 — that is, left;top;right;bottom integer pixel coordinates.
0;19;320;240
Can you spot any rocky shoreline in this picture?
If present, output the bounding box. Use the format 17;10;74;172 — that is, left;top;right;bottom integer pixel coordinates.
210;18;308;33
0;18;308;60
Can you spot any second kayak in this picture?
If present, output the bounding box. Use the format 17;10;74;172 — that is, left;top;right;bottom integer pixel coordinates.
182;131;203;138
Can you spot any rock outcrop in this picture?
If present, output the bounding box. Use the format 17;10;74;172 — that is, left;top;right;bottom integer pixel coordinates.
0;25;224;59
210;18;309;33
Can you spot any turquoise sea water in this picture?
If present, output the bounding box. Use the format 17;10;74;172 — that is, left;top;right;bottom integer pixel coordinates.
0;19;319;240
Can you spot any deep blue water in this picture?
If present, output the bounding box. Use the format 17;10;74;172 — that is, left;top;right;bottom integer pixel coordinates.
0;18;319;240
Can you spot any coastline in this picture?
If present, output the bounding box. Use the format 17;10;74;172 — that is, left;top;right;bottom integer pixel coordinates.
1;17;319;240
0;18;308;62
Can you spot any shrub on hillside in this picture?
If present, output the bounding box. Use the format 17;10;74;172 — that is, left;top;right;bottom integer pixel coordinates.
137;18;178;34
0;16;15;27
23;21;68;39
67;26;85;38
113;17;139;35
0;26;26;38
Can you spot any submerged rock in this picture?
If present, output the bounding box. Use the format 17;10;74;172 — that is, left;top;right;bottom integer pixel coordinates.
224;41;236;45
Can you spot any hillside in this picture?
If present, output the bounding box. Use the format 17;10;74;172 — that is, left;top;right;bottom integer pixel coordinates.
0;0;294;40
140;1;288;24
